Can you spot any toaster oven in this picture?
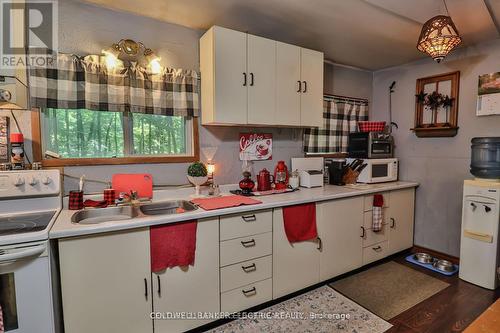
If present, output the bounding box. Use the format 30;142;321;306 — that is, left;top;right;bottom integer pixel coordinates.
348;132;394;159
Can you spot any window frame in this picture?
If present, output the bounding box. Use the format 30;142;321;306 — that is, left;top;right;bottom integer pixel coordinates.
31;108;200;167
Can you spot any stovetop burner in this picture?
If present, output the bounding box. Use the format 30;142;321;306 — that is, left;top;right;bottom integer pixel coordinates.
0;211;56;236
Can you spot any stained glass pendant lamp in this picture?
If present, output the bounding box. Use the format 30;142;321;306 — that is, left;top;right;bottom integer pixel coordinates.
416;1;462;63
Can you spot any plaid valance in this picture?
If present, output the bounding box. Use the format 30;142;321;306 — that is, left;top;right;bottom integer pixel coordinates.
29;53;199;117
304;97;368;153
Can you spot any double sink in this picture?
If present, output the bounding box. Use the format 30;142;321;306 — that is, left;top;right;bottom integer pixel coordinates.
71;200;198;224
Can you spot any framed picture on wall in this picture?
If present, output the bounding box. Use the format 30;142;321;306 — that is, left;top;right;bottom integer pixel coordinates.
477;72;500;116
0;116;9;162
239;133;273;161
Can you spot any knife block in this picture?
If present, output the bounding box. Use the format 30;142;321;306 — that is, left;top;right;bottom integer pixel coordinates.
342;169;360;185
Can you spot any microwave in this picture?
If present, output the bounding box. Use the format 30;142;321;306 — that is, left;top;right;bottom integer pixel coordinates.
346;158;398;184
348;132;394;159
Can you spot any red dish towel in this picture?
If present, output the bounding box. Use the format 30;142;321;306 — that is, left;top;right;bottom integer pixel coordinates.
191;195;261;211
0;304;4;333
150;221;197;272
282;203;318;243
372;194;384;232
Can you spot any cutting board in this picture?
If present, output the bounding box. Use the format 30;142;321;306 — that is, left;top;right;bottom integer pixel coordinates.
112;174;153;199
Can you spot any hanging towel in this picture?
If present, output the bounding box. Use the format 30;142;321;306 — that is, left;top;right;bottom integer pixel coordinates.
0;304;4;333
150;221;197;272
372;194;384;232
191;195;261;211
282;203;318;243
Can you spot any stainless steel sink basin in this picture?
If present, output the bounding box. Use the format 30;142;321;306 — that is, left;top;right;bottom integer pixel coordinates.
71;206;138;224
139;200;197;216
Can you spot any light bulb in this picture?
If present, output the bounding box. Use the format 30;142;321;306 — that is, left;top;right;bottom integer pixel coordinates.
149;58;162;74
104;52;118;69
207;163;215;175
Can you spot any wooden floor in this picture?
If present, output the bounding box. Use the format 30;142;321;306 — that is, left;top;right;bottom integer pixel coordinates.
386;255;500;333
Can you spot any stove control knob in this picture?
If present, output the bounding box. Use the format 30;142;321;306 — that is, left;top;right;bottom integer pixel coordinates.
29;177;38;186
13;177;25;187
42;177;52;185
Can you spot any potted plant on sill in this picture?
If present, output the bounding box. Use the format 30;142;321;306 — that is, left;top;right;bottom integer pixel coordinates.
187;161;208;197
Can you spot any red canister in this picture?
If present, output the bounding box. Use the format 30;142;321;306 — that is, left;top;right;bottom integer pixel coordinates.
68;190;84;210
104;188;116;206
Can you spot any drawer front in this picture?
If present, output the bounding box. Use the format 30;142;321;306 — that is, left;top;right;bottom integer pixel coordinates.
362;225;388;247
221;255;272;292
220;232;272;267
220;210;272;241
221;278;272;313
363;209;389;228
363;241;388;265
363;192;390;211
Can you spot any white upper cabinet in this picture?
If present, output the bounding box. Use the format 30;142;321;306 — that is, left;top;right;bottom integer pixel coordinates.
200;26;247;125
300;48;324;128
200;26;324;127
276;42;301;126
247;34;276;125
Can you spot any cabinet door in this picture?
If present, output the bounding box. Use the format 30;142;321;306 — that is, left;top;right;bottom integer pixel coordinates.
153;218;219;333
212;26;247;124
272;208;320;299
317;197;364;281
247;34;276;125
276;42;301;126
59;229;152;333
300;48;324;127
388;188;415;254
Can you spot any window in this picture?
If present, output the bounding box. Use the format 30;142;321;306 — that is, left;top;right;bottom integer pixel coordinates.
34;109;199;166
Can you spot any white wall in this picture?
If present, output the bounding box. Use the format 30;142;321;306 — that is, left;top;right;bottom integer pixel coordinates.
7;0;372;194
372;39;500;257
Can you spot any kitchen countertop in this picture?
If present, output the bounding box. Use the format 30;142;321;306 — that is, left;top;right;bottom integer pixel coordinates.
49;181;419;239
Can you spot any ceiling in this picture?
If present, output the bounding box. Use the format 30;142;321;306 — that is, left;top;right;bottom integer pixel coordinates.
81;0;500;70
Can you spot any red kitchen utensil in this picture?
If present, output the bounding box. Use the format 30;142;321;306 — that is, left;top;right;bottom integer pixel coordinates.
112;174;153;199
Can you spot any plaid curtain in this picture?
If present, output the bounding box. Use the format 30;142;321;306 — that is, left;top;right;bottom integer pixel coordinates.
304;97;368;153
29;53;199;117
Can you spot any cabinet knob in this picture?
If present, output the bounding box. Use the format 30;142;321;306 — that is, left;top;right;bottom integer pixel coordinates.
316;237;323;251
243;72;247;86
360;226;366;238
250;72;254;86
241;214;256;222
390;218;395;228
241;263;257;273
302;81;307;93
297;80;302;92
242;287;256;297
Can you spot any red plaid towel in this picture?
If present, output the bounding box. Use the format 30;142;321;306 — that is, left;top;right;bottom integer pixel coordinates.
372;194;384;232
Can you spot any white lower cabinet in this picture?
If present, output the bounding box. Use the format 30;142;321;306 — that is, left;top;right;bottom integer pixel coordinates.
317;197;364;280
387;188;415;255
221;278;273;313
272;207;320;299
152;218;220;333
58;228;153;333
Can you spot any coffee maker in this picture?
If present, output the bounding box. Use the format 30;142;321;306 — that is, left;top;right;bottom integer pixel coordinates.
325;159;346;186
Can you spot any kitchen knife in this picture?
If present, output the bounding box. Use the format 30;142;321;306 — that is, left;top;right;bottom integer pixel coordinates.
356;163;368;173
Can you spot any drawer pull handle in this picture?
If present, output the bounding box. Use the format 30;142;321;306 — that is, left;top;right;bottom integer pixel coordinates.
360;226;366;238
317;237;323;251
242;287;257;296
241;263;257;273
390;218;395;228
241;214;256;222
241;239;256;247
372;245;382;252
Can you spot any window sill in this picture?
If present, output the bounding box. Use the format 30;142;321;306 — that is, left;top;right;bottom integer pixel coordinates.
40;155;199;167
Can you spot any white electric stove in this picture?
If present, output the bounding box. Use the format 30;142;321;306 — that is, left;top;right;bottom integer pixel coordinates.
0;169;61;333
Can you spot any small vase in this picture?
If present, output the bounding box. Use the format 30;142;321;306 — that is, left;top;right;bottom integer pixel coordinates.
187;176;208;198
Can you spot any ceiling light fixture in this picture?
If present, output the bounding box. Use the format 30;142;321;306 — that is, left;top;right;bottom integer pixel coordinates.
102;39;162;73
416;0;462;63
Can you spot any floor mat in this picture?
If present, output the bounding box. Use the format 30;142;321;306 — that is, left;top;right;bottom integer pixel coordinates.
331;261;450;320
206;285;392;333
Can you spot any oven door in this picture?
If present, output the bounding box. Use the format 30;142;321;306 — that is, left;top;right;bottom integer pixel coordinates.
369;141;393;158
0;242;54;333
